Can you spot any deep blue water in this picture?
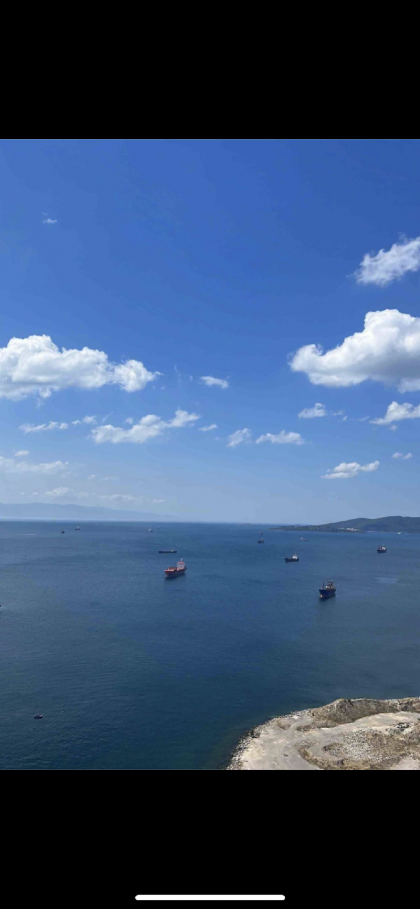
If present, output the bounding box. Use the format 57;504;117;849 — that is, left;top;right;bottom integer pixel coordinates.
1;521;420;769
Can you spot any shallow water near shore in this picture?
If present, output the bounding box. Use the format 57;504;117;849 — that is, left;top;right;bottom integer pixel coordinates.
1;521;420;770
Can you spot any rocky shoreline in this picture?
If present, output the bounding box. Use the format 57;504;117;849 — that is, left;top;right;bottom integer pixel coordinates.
227;698;420;770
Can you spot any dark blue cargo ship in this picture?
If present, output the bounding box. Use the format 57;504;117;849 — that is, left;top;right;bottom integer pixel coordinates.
319;580;336;600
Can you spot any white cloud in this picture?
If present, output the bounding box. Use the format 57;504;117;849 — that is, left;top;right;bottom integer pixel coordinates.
298;403;327;419
354;237;420;287
42;214;58;225
87;475;97;480
0;335;159;400
14;450;29;457
392;452;413;460
372;401;420;425
44;488;91;500
20;421;69;434
322;461;380;480
256;431;305;446
153;499;165;504
290;310;420;392
227;429;252;448
71;417;97;426
91;409;200;445
99;494;138;502
200;376;230;390
0;456;69;475
124;418;134;425
200;424;218;432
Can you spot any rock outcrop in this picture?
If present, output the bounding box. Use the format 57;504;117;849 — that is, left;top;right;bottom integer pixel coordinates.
228;698;420;770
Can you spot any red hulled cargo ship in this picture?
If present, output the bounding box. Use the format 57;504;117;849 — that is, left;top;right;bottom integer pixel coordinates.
165;559;187;579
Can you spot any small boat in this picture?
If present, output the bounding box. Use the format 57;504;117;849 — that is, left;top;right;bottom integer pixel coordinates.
75;527;81;531
258;532;265;544
319;580;336;600
149;529;153;533
285;554;299;563
165;559;187;579
61;531;65;534
377;545;387;553
300;538;308;542
159;550;177;554
34;715;43;720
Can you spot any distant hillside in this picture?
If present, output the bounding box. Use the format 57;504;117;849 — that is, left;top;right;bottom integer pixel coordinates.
0;502;174;522
271;516;420;534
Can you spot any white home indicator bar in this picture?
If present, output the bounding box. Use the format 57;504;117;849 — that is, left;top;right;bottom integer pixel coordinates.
135;898;286;902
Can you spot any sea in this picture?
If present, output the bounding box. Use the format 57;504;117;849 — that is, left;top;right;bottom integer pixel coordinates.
1;521;420;770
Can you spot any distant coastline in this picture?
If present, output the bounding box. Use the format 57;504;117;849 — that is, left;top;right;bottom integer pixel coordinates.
0;502;175;522
270;516;420;535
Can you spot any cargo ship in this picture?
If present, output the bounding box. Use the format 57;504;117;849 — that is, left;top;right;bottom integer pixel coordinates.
319;580;336;600
377;545;387;553
165;559;186;579
285;554;299;562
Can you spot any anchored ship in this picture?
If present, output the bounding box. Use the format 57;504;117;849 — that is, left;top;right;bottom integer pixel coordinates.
319;580;336;600
285;554;299;563
377;545;387;553
165;559;187;579
258;532;265;544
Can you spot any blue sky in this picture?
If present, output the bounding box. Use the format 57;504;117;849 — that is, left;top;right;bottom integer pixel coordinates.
2;138;420;522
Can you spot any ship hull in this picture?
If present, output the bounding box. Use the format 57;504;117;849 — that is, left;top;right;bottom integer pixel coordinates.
165;568;186;579
319;589;336;599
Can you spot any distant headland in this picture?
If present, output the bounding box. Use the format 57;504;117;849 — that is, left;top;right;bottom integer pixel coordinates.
271;516;420;534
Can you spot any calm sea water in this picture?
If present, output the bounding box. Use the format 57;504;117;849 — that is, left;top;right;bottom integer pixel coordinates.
1;521;420;770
